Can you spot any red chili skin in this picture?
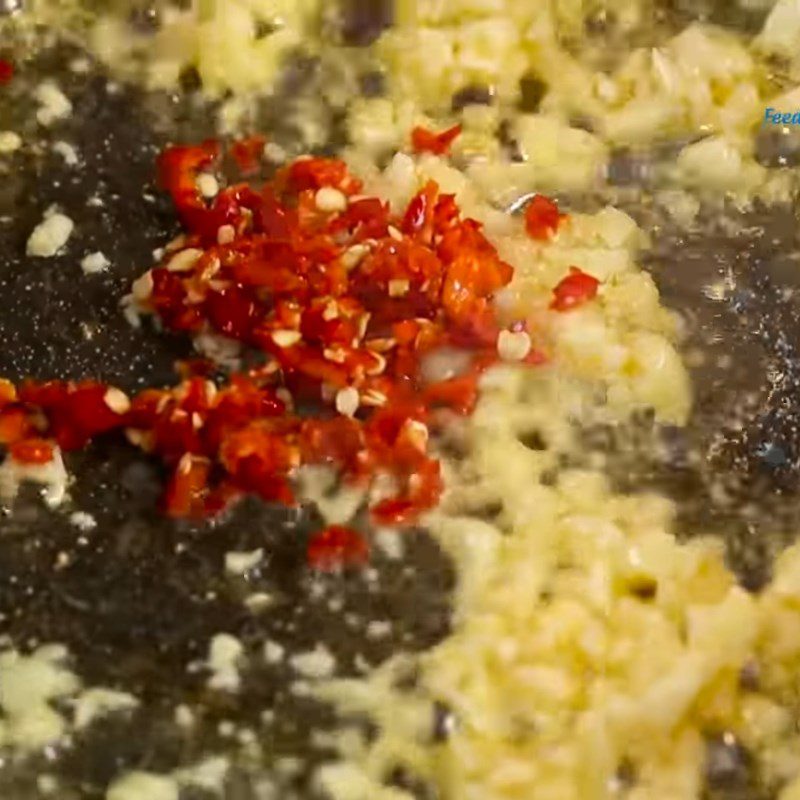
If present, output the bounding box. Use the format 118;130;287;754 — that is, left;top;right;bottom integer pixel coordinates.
550;267;600;312
411;124;463;156
423;374;480;416
205;286;260;340
329;197;389;240
158;141;219;202
212;185;264;233
9;438;54;465
156;141;220;233
229;135;266;175
0;59;13;85
164;456;211;518
307;525;370;571
259;187;295;239
0;407;32;445
524;194;566;241
150;268;204;331
18;380;125;450
281;158;362;195
0;379;17;407
402;181;433;232
300;416;365;473
371;458;443;526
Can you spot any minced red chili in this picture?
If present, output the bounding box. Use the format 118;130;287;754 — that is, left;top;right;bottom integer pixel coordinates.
0;144;568;568
307;525;370;571
124;146;523;526
524;194;566;241
550;267;600;312
9;438;55;466
0;59;13;85
411;124;463;156
229;134;266;175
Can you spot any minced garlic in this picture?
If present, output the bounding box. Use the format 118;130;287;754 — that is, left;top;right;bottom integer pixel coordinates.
26;212;74;258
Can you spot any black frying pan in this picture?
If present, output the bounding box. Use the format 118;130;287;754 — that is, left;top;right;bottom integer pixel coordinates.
1;8;800;799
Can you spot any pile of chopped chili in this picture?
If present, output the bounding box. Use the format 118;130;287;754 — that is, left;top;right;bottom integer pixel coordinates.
1;144;592;550
129;147;527;524
0;372;439;526
1;147;520;529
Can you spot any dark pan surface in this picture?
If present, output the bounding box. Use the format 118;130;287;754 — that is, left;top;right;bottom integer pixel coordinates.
1;30;800;800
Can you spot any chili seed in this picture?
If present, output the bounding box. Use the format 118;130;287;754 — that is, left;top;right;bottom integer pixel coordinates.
272;330;302;348
217;225;236;245
166;248;204;273
497;330;531;362
388;279;410;297
335;387;360;418
103;388;131;415
315;187;348;213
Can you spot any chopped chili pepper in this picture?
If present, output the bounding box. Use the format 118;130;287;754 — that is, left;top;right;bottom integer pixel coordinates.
550;267;600;312
205;286;260;340
522;348;549;366
0;407;32;445
0;145;534;541
524;194;566;241
18;380;126;450
329;197;389;240
411;124;462;156
0;59;13;85
423;374;480;416
402;181;438;242
164;454;211;518
300;415;365;473
281;157;362;195
157;141;220;231
307;525;369;571
124;148;525;525
0;379;17;407
9;438;55;466
229;135;266;175
371;458;443;526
